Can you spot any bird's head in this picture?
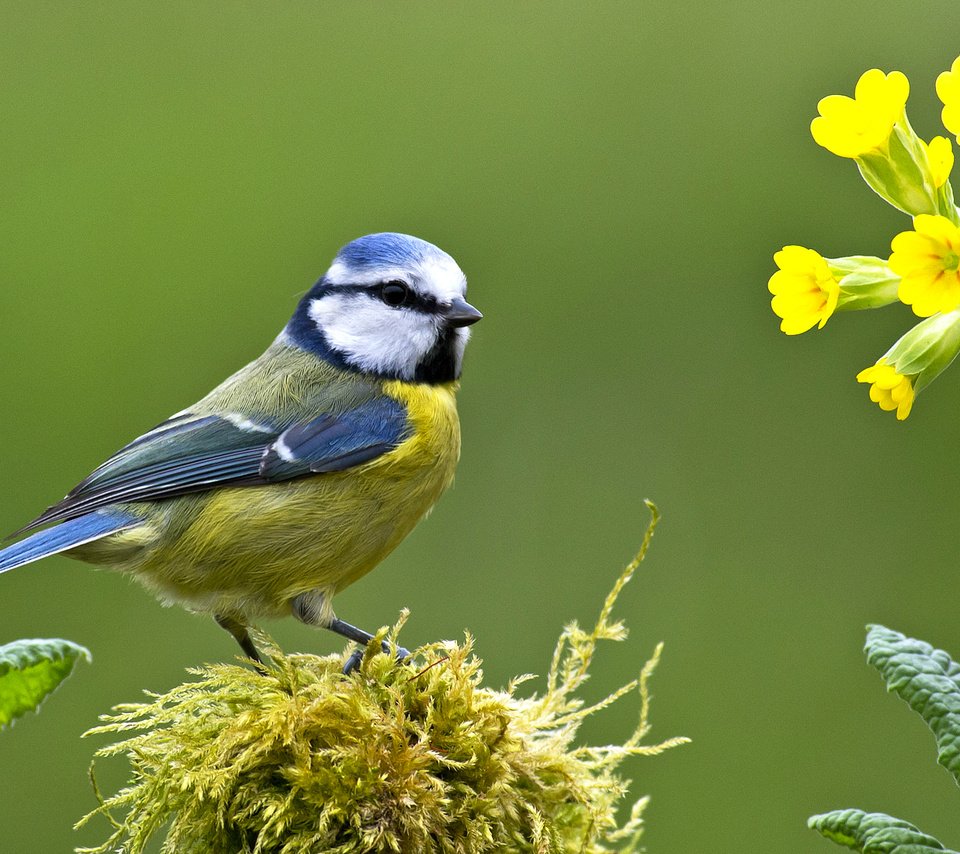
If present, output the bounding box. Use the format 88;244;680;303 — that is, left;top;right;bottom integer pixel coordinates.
285;233;481;383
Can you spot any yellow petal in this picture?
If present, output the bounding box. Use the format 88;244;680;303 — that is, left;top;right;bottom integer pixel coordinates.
914;214;958;245
779;314;820;335
906;295;940;317
877;393;899;411
771;290;824;312
943;104;960;139
889;381;909;403
902;267;948;294
896;393;914;420
935;277;960;314
926;136;954;188
856;69;909;109
873;375;902;391
768;271;818;296
773;245;817;268
815;95;856;120
891;229;940;260
936;59;960;104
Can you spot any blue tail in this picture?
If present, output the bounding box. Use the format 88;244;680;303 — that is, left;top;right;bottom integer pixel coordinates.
0;510;140;574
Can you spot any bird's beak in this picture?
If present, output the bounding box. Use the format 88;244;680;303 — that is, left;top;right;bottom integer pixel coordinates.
444;297;483;328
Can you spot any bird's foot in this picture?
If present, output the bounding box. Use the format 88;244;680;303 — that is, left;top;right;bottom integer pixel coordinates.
342;648;364;674
342;642;411;675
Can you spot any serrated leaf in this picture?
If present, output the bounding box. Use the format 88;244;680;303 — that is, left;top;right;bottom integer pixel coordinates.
809;809;958;853
865;625;960;787
0;638;91;728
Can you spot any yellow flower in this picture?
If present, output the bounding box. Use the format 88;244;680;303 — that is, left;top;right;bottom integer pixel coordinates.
856;310;960;421
936;56;960;141
768;246;841;334
924;136;954;188
856;360;915;420
890;214;960;316
811;69;909;158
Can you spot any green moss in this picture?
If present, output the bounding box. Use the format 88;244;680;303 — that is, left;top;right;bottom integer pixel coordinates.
77;503;686;853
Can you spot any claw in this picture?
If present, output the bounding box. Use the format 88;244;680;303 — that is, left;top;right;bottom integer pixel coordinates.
342;648;365;675
342;644;412;675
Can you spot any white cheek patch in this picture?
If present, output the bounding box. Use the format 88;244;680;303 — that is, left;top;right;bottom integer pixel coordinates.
309;293;439;379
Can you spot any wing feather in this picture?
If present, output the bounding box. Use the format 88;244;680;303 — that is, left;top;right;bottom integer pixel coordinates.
12;397;410;537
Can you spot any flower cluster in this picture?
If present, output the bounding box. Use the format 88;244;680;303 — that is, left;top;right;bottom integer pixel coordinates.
769;59;960;420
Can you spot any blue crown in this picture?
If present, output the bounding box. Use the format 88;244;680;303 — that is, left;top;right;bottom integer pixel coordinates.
333;233;448;271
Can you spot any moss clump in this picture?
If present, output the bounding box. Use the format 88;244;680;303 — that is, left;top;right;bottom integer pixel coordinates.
77;503;686;853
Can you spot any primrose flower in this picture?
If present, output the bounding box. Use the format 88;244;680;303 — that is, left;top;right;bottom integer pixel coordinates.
811;69;909;158
856;360;915;420
856;309;960;420
768;246;840;334
924;136;955;188
936;56;960;140
890;214;960;316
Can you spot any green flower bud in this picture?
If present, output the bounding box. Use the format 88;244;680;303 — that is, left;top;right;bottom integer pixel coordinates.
827;255;901;311
856;117;953;219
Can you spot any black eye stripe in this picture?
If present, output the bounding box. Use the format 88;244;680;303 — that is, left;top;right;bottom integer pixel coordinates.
319;281;442;314
328;279;440;314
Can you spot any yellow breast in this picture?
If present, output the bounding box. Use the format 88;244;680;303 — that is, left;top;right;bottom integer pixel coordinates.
125;380;462;618
379;379;461;477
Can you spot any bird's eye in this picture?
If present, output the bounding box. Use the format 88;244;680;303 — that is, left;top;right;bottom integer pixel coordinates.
380;281;411;307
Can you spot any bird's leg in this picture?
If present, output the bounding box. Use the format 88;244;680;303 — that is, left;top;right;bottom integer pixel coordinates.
214;613;264;665
291;591;410;674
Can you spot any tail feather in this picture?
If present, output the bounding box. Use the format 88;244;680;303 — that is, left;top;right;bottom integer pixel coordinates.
0;510;140;574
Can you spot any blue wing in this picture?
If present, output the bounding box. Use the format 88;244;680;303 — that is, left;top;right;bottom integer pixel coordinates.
0;509;140;574
11;397;411;537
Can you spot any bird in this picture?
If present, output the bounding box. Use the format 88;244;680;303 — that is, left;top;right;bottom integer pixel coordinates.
0;233;481;671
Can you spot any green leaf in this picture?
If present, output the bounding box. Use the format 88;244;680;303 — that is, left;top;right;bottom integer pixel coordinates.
0;638;91;728
865;625;960;786
809;809;957;853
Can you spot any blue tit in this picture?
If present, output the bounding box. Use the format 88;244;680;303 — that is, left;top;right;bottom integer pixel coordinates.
0;233;481;669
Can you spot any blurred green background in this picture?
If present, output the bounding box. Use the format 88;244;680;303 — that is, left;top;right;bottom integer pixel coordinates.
3;2;960;851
